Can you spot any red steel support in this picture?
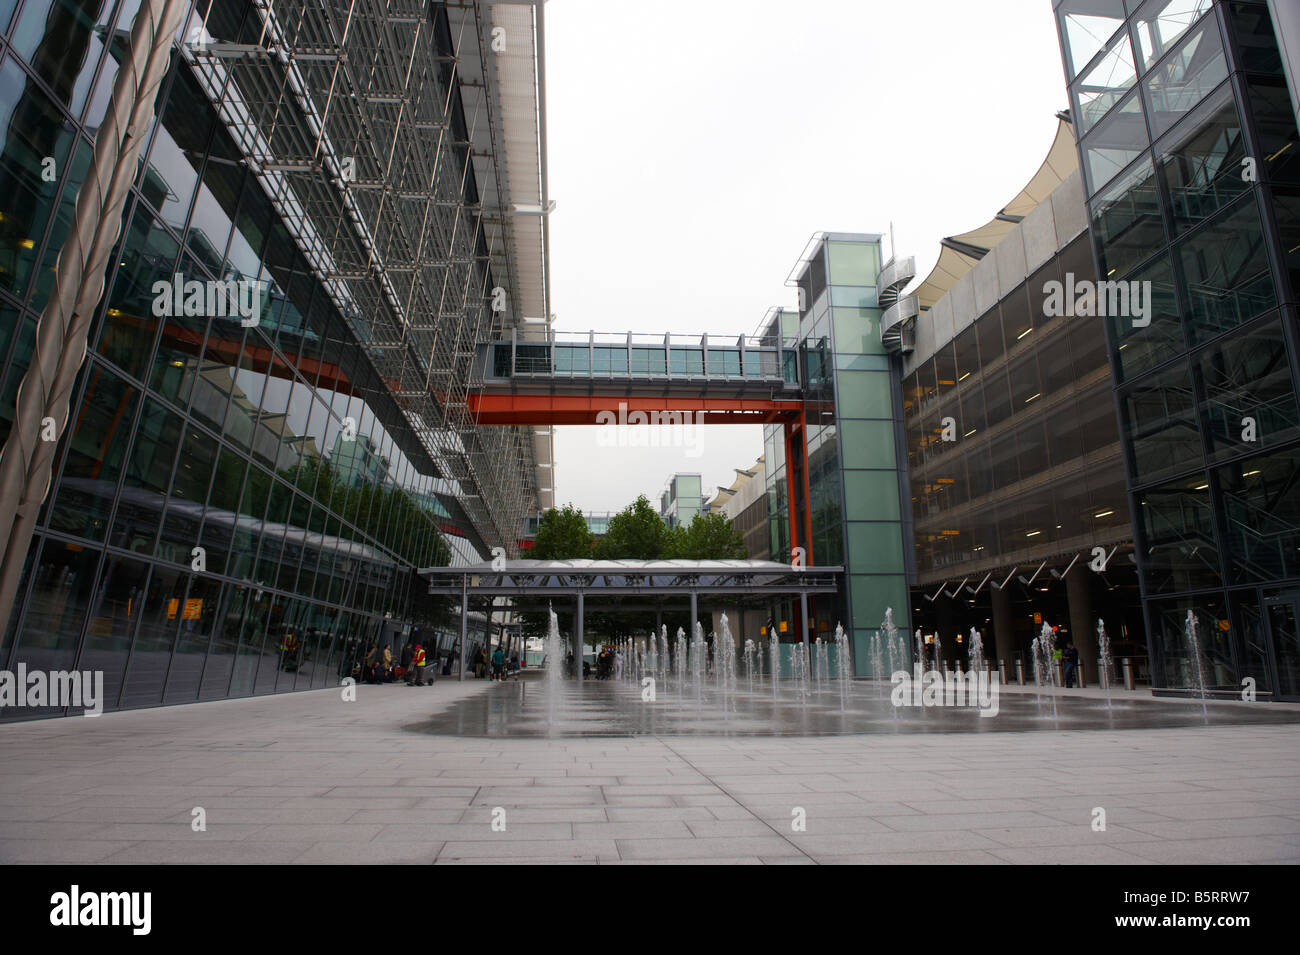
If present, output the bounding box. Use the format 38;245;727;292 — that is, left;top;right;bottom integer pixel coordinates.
466;392;803;426
799;409;813;568
783;421;801;641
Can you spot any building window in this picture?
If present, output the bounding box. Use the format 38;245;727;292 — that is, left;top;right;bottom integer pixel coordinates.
1142;15;1229;138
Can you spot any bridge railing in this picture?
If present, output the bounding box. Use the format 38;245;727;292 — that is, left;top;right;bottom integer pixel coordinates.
477;330;801;388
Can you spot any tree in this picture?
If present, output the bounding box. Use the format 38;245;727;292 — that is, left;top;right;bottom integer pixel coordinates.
593;494;670;560
532;504;594;559
671;511;747;560
583;499;748;640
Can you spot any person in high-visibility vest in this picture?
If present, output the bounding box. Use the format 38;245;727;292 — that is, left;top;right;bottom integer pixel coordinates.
408;644;427;686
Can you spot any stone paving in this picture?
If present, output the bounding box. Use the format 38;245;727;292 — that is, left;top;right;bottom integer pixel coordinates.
1;674;1298;864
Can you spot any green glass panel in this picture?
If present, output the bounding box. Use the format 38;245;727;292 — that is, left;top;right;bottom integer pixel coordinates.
847;522;905;574
832;307;880;355
827;241;880;286
836;370;894;418
849;575;909;630
843;471;900;520
839;420;896;469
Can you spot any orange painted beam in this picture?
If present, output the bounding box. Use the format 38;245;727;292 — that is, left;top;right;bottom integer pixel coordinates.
466;392;804;426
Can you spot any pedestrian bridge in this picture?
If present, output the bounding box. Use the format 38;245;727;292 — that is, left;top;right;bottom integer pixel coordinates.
468;329;813;425
465;329;822;579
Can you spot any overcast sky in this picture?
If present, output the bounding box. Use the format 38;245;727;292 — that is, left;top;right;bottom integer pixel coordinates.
543;0;1068;514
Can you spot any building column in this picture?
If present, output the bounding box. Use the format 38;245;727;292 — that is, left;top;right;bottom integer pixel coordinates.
800;590;810;657
1066;566;1097;687
575;591;584;685
992;584;1014;670
458;575;468;681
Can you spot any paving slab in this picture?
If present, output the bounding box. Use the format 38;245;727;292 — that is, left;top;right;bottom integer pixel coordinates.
0;673;1296;864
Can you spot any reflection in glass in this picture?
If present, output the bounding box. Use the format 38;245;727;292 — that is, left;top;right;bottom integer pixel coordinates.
1155;84;1245;234
1179;196;1276;343
1142;16;1228;138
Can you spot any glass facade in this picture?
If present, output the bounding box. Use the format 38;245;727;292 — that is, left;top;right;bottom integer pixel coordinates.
0;0;525;715
1055;0;1300;699
660;473;703;528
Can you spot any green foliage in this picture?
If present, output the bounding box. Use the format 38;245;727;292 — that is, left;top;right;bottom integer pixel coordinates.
531;503;594;559
672;511;747;560
593;494;671;560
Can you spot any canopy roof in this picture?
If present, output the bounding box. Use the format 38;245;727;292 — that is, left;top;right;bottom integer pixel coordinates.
419;560;843;603
913;116;1078;309
421;558;823;575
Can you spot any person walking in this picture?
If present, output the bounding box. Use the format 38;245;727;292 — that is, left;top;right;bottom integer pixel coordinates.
492;646;506;681
1064;642;1079;689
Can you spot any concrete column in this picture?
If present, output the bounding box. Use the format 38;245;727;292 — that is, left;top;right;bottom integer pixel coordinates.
935;595;958;669
689;591;698;637
800;590;810;656
458;575;468;681
1066;567;1097;687
575;592;584;684
992;584;1014;670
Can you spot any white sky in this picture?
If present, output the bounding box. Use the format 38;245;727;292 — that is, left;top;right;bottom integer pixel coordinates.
544;0;1068;513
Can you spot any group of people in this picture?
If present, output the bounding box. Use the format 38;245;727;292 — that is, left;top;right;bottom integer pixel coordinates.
344;640;442;686
475;647;520;681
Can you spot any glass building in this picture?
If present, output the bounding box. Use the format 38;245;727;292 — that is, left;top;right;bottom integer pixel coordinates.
660;473;703;529
761;233;912;673
1054;0;1300;699
0;0;548;716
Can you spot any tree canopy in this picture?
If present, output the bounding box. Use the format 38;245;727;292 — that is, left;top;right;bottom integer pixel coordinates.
671;510;747;560
522;495;749;642
531;503;594;559
593;494;671;560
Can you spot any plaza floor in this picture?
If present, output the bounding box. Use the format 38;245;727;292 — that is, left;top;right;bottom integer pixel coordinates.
1;672;1298;864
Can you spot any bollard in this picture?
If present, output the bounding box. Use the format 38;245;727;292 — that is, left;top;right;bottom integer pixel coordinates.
1054;661;1065;686
999;660;1007;684
1015;660;1024;685
1122;658;1135;690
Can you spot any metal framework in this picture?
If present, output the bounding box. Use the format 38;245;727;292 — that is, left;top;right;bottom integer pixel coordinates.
421;559;844;681
182;0;545;554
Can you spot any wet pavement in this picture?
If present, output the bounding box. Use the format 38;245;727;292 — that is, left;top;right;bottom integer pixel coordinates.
407;672;1300;737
